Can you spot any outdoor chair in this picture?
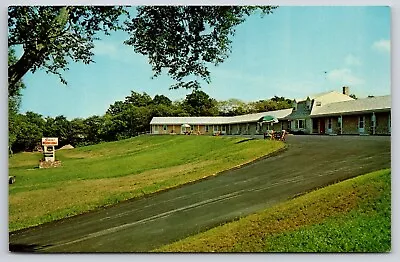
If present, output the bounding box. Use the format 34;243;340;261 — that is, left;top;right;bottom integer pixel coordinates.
280;130;287;141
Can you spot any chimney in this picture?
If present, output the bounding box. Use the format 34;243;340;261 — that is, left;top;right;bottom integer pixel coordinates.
342;86;349;96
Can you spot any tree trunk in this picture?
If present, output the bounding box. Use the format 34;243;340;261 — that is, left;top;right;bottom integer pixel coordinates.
8;50;37;95
8;7;71;94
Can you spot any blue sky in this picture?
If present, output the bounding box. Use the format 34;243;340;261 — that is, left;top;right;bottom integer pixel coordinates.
18;6;391;119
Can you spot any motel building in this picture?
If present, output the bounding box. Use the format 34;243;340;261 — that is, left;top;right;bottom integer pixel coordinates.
150;87;391;136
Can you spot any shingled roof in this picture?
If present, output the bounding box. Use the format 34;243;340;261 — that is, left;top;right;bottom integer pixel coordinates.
150;108;293;125
310;95;391;117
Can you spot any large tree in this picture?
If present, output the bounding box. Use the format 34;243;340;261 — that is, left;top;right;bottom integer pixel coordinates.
8;6;277;92
125;6;276;89
183;90;218;116
8;6;127;92
8;49;26;152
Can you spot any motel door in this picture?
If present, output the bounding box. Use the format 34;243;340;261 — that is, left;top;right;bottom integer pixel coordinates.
358;116;365;134
319;118;325;134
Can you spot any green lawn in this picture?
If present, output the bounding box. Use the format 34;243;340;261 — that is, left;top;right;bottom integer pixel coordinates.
9;135;284;232
156;169;391;252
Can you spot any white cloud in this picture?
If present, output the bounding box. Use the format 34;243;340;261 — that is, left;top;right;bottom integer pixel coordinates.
93;41;119;56
327;68;364;86
345;54;362;66
93;40;147;65
372;39;390;53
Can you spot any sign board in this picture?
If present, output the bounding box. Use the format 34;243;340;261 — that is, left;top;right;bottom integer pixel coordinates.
42;137;59;146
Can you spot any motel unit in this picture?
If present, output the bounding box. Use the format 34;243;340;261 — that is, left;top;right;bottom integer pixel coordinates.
310;95;391;135
150;87;391;136
150;109;292;136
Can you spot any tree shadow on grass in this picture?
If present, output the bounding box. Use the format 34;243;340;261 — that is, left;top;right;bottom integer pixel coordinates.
235;138;255;144
9;243;52;253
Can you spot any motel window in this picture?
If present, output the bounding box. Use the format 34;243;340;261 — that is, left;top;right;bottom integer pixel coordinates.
298;120;305;129
328;118;332;129
214;125;218;132
206;125;209;132
163;125;167;131
222;125;226;132
359;116;365;129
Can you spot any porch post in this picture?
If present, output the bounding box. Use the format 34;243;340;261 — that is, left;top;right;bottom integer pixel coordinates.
372;112;376;135
340;115;343;135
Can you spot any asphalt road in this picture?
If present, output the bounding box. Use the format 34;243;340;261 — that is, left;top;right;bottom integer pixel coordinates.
9;135;391;253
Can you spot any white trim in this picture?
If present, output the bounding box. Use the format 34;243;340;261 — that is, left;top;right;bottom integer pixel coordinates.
297;119;305;129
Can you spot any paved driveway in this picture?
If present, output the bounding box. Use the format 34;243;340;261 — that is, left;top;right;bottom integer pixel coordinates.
9;135;391;252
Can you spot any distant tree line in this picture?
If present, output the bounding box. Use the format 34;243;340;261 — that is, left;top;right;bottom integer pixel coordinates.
9;89;293;153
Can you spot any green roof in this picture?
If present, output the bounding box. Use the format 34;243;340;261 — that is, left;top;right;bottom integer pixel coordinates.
259;115;278;123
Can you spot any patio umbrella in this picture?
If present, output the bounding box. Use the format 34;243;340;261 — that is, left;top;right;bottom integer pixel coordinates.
259;115;279;123
182;124;191;128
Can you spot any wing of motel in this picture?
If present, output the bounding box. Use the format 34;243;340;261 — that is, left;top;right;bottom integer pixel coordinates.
150;87;391;136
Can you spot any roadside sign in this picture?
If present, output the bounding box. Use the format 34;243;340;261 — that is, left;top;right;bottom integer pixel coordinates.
42;137;59;146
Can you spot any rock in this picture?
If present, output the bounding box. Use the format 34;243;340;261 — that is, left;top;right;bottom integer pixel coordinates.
59;144;74;150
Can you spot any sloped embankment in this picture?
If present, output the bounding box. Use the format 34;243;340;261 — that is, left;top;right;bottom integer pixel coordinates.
156;169;391;252
9;135;284;232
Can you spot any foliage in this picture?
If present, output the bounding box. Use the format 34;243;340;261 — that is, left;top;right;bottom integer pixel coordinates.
124;6;277;90
349;94;358;100
153;94;172;106
9;135;284;231
8;90;294;153
11;112;45;152
182;90;218;116
8;48;26;152
8;6;277;92
218;98;250;116
8;6;127;89
156;169;391;252
248;96;293;113
43;115;71;146
124;91;153;107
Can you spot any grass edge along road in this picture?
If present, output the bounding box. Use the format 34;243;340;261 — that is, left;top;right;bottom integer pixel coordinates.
9;135;284;232
156;169;391;252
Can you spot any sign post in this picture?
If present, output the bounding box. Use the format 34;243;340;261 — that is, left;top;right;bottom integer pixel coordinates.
41;137;58;162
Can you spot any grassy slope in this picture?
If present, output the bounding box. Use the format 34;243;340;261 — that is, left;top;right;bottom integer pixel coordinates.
156;169;391;252
9;135;283;232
